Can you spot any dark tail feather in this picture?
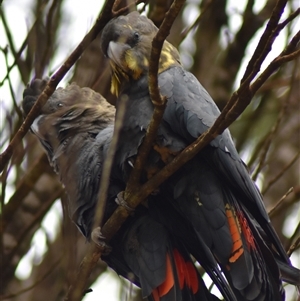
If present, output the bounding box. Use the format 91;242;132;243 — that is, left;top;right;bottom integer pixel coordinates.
276;259;300;286
235;205;285;301
252;218;300;286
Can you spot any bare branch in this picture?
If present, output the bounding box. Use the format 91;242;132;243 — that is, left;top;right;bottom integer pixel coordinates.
287;235;300;257
4;187;63;271
92;93;129;245
286;221;300;254
268;187;294;218
180;0;214;39
112;0;145;16
251;73;294;181
241;0;288;83
125;0;186;195
1;154;50;232
0;258;61;300
263;152;300;194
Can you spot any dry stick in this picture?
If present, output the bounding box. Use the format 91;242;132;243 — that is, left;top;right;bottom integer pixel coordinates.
2;153;49;231
268;187;294;218
285;221;300;253
112;0;145;16
263;152;300;195
252;92;291;182
91;94;128;244
287;236;300;257
0;19;37;87
253;55;299;182
0;257;61;300
38;0;62;74
180;0;214;39
0;0;115;173
97;0;187;238
103;0;188;232
125;0;186;195
240;0;288;83
1;47;22;117
198;0;291;142
4;187;64;270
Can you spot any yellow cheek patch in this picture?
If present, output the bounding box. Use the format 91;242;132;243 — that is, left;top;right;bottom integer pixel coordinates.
125;51;143;79
143;57;149;67
110;63;129;96
111;75;119;96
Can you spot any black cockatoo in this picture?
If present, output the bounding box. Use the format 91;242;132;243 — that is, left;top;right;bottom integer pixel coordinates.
22;79;222;301
100;11;300;301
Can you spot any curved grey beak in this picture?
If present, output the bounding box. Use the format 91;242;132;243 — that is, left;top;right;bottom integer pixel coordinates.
107;41;127;68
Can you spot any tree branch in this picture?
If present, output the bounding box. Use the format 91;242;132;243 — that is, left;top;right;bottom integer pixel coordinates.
0;258;61;300
241;0;288;83
287;235;300;257
125;0;186;195
1;153;50;232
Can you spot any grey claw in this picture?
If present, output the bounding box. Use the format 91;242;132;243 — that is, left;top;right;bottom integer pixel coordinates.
91;227;112;255
115;191;135;213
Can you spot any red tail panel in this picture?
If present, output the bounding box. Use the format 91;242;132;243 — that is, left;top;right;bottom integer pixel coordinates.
237;211;256;251
225;204;244;263
152;254;174;300
173;248;199;294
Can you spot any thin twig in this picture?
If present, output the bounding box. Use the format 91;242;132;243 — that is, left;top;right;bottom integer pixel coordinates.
250;30;300;93
241;0;288;83
285;222;300;253
0;258;61;300
251;67;294;181
92;94;128;243
112;0;145;16
4;187;63;270
268;187;294;218
263;152;300;194
2;153;50;231
180;0;214;39
1;47;22;117
125;0;186;195
287;235;300;257
0;20;36;87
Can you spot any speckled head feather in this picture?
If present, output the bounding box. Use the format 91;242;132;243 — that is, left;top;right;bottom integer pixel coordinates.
100;11;181;95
